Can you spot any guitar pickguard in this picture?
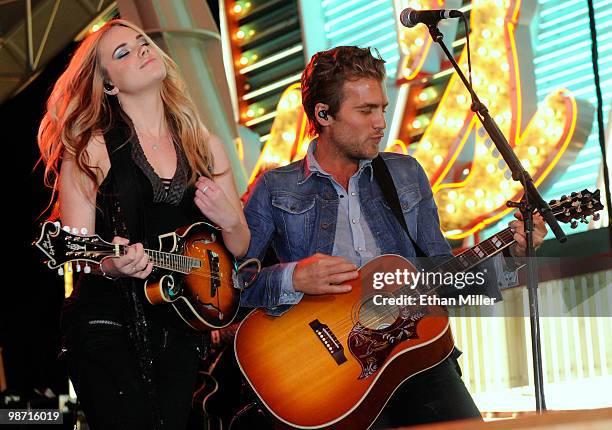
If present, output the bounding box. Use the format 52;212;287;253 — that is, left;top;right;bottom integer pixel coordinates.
348;307;427;379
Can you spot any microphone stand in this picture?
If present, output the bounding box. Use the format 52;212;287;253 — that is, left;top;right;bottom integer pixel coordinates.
423;21;567;412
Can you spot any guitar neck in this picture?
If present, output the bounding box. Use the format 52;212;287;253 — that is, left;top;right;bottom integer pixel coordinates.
144;248;201;274
433;227;516;275
111;245;201;274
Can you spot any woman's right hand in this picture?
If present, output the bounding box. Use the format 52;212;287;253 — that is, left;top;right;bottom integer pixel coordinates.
100;237;153;279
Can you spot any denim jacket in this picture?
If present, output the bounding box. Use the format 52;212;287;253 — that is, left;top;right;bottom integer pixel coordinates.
240;151;518;315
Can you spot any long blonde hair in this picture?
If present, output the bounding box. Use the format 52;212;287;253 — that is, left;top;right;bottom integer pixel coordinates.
38;19;214;217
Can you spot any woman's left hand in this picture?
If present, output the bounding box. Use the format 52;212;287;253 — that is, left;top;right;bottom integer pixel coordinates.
194;176;241;231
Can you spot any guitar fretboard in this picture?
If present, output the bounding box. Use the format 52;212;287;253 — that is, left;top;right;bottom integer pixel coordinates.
434;227;515;275
408;227;516;296
144;249;202;274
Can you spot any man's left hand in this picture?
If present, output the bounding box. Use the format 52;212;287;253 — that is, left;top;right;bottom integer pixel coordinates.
508;211;548;257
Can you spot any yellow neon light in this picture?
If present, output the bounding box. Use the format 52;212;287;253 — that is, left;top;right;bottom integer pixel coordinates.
248;83;307;183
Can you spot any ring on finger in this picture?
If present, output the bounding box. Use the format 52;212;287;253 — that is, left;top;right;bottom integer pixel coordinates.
202;185;210;193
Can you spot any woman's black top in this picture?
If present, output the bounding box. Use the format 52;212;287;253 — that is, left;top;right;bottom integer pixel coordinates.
63;119;206;331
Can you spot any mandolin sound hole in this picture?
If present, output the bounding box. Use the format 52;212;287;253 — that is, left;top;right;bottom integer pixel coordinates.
357;293;400;330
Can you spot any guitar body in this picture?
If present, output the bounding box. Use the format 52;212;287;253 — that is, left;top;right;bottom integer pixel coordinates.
144;222;239;330
191;324;244;430
235;254;454;430
193;346;245;430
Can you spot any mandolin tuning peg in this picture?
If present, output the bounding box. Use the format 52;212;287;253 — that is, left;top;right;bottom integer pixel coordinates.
549;199;557;205
84;264;91;274
71;227;78;235
593;213;600;222
67;263;73;273
76;262;82;273
54;221;61;228
80;228;88;235
561;195;568;201
57;267;64;276
63;225;71;232
570;220;578;229
570;192;577;197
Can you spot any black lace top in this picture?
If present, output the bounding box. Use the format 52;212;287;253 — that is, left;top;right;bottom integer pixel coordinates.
130;135;189;205
63;123;205;327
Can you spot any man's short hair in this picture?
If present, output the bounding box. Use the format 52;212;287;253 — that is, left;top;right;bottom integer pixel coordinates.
301;46;386;136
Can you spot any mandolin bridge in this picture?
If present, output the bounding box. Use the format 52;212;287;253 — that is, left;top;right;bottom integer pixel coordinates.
309;319;347;365
207;250;220;297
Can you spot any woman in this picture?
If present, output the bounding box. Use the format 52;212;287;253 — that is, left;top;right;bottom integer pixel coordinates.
38;19;250;429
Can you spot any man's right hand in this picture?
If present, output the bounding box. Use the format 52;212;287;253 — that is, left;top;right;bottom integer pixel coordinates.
292;253;358;295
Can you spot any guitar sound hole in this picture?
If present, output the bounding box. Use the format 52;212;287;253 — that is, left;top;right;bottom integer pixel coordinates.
357;293;399;330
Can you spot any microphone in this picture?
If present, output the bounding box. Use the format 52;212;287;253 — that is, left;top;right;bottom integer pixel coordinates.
399;7;462;28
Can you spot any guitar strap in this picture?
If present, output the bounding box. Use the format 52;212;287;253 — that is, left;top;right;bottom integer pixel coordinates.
371;155;428;258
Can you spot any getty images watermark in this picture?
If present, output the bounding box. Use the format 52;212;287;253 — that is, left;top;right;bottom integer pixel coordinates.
370;268;497;307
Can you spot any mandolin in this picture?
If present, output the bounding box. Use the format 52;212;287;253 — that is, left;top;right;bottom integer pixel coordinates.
34;221;241;330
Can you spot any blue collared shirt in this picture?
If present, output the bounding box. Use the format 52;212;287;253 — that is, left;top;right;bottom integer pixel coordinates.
278;140;381;302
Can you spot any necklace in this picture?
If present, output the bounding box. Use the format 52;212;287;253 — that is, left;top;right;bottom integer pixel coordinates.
134;124;167;151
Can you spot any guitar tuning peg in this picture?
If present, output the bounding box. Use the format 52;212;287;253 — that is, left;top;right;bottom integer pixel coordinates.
71;227;78;235
54;221;61;228
76;262;82;273
80;227;88;235
549;199;557;205
57;267;64;276
581;216;589;224
570;220;578;229
492;148;500;158
570;192;577;197
63;225;71;232
504;170;512;180
561;195;568;201
593;213;601;222
84;264;91;274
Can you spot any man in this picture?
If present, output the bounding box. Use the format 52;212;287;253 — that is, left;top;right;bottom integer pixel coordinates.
239;46;547;428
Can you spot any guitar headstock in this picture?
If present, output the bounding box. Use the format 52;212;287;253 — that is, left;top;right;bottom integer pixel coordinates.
550;189;603;228
34;221;118;274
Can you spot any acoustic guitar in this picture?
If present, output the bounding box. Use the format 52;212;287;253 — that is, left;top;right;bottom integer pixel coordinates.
234;190;603;429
